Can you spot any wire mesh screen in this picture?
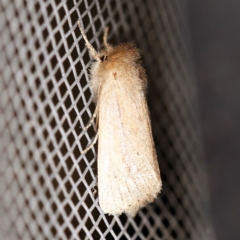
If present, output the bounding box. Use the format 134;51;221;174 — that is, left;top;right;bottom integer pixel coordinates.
0;0;214;239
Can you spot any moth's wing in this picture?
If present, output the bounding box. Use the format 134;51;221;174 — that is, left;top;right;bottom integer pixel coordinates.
97;77;161;216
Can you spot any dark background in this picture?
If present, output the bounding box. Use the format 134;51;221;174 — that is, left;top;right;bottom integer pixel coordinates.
188;1;240;240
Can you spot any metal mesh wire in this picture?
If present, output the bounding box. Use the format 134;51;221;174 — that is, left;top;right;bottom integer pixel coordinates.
0;0;214;239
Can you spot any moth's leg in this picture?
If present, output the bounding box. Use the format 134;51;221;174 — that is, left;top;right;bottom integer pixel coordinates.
81;131;99;155
92;183;97;195
81;108;97;131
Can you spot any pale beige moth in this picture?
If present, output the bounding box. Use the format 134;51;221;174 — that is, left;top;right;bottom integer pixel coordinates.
78;21;162;216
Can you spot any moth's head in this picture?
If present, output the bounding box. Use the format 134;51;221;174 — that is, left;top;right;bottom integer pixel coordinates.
98;43;141;66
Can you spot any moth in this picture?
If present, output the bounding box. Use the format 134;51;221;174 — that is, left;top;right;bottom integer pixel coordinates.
78;21;161;216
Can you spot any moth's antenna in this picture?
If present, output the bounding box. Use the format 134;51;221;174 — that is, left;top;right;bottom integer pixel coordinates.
103;26;109;48
78;21;100;61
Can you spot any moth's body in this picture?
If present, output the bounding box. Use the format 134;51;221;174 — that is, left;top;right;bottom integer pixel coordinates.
78;22;161;216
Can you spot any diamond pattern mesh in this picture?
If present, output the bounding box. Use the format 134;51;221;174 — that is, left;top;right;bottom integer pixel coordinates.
0;0;214;239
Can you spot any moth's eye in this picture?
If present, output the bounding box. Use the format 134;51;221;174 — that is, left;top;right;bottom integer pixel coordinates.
100;55;108;61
